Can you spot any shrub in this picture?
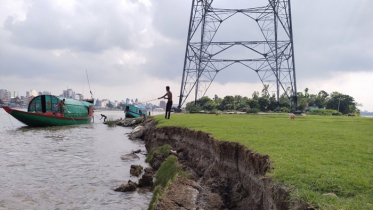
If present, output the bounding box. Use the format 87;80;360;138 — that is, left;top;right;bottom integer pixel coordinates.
209;109;219;114
246;108;260;114
280;107;290;113
189;106;202;113
308;109;342;116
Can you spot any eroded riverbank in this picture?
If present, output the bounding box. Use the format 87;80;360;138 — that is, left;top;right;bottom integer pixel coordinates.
141;118;309;210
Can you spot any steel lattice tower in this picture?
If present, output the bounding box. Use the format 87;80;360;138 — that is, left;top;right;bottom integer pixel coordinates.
178;0;298;110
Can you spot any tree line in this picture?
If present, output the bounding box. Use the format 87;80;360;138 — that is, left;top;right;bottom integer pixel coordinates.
186;87;361;115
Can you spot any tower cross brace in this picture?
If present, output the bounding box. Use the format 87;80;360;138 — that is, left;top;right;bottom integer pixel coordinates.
178;0;298;110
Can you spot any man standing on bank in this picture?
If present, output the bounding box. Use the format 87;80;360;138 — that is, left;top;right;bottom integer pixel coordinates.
158;86;173;119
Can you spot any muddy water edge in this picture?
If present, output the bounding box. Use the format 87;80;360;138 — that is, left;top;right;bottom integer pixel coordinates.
141;118;310;210
0;109;151;210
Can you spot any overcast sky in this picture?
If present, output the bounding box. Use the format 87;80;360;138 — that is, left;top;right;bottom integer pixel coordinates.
0;0;372;111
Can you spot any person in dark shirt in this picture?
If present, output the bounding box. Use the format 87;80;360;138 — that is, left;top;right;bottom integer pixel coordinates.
158;86;173;119
57;99;66;114
100;114;107;122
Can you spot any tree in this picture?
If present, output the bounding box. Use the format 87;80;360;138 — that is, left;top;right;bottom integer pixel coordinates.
325;92;358;114
297;92;305;99
318;90;329;99
246;99;259;109
196;96;213;108
268;94;278;111
304;88;309;98
252;91;259;100
242;96;249;104
307;94;317;107
261;85;270;98
203;100;217;111
107;103;114;109
213;94;221;105
298;98;308;111
279;93;290;108
220;96;234;110
234;95;243;104
185;101;194;111
258;97;270;111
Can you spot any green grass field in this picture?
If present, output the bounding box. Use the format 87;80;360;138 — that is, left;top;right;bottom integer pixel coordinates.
154;114;373;209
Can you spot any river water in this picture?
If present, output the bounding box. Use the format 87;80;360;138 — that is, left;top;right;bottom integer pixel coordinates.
0;109;151;210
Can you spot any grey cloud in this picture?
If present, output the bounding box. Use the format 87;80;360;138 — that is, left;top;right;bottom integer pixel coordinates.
3;0;150;53
1;0;372;92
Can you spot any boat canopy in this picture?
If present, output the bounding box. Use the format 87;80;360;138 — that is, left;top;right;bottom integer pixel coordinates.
28;95;93;118
137;104;147;110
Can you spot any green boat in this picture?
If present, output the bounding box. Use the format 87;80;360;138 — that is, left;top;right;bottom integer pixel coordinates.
2;95;94;127
124;104;148;118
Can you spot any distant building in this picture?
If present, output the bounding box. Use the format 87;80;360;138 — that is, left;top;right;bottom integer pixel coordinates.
0;89;7;100
62;89;74;98
30;90;38;97
5;90;11;101
95;98;101;107
26;91;30;97
160;101;166;109
42;91;51;95
101;99;109;108
38;91;43;96
67;89;74;98
22;97;29;105
76;93;84;101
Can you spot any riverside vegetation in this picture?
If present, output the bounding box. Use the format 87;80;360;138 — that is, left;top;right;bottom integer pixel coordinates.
187;88;361;116
154;114;373;209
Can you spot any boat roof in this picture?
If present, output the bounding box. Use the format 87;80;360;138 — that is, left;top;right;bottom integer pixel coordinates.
57;96;92;107
137;104;147;109
127;104;147;109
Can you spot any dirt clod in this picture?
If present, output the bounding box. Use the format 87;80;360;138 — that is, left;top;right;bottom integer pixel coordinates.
130;165;143;176
150;152;166;170
114;180;138;192
139;167;154;187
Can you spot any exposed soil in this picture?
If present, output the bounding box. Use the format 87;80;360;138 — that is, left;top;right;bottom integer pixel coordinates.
141;118;309;210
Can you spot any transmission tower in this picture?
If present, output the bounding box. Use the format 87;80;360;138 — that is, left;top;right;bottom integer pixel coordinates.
178;0;298;110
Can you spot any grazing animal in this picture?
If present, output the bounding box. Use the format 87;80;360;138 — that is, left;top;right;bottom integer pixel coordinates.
289;114;295;120
215;111;220;116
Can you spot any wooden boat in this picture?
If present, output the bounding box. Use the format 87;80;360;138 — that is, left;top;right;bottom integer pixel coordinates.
124;104;148;118
2;95;94;126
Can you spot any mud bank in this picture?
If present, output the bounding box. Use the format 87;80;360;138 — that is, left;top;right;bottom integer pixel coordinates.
142;118;309;210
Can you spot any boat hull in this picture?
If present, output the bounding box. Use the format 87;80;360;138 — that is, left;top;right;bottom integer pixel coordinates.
3;106;92;127
125;111;142;118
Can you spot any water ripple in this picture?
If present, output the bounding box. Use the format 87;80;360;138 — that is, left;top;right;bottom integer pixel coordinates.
0;109;151;209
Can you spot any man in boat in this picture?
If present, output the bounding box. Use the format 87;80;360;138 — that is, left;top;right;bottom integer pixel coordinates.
57;99;66;115
158;86;173;119
100;114;107;122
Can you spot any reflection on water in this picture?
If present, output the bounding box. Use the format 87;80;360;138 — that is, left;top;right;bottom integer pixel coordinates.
0;109;151;210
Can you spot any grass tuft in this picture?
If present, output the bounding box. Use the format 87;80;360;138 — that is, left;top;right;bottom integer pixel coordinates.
154;156;189;188
148;156;189;210
145;144;170;163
